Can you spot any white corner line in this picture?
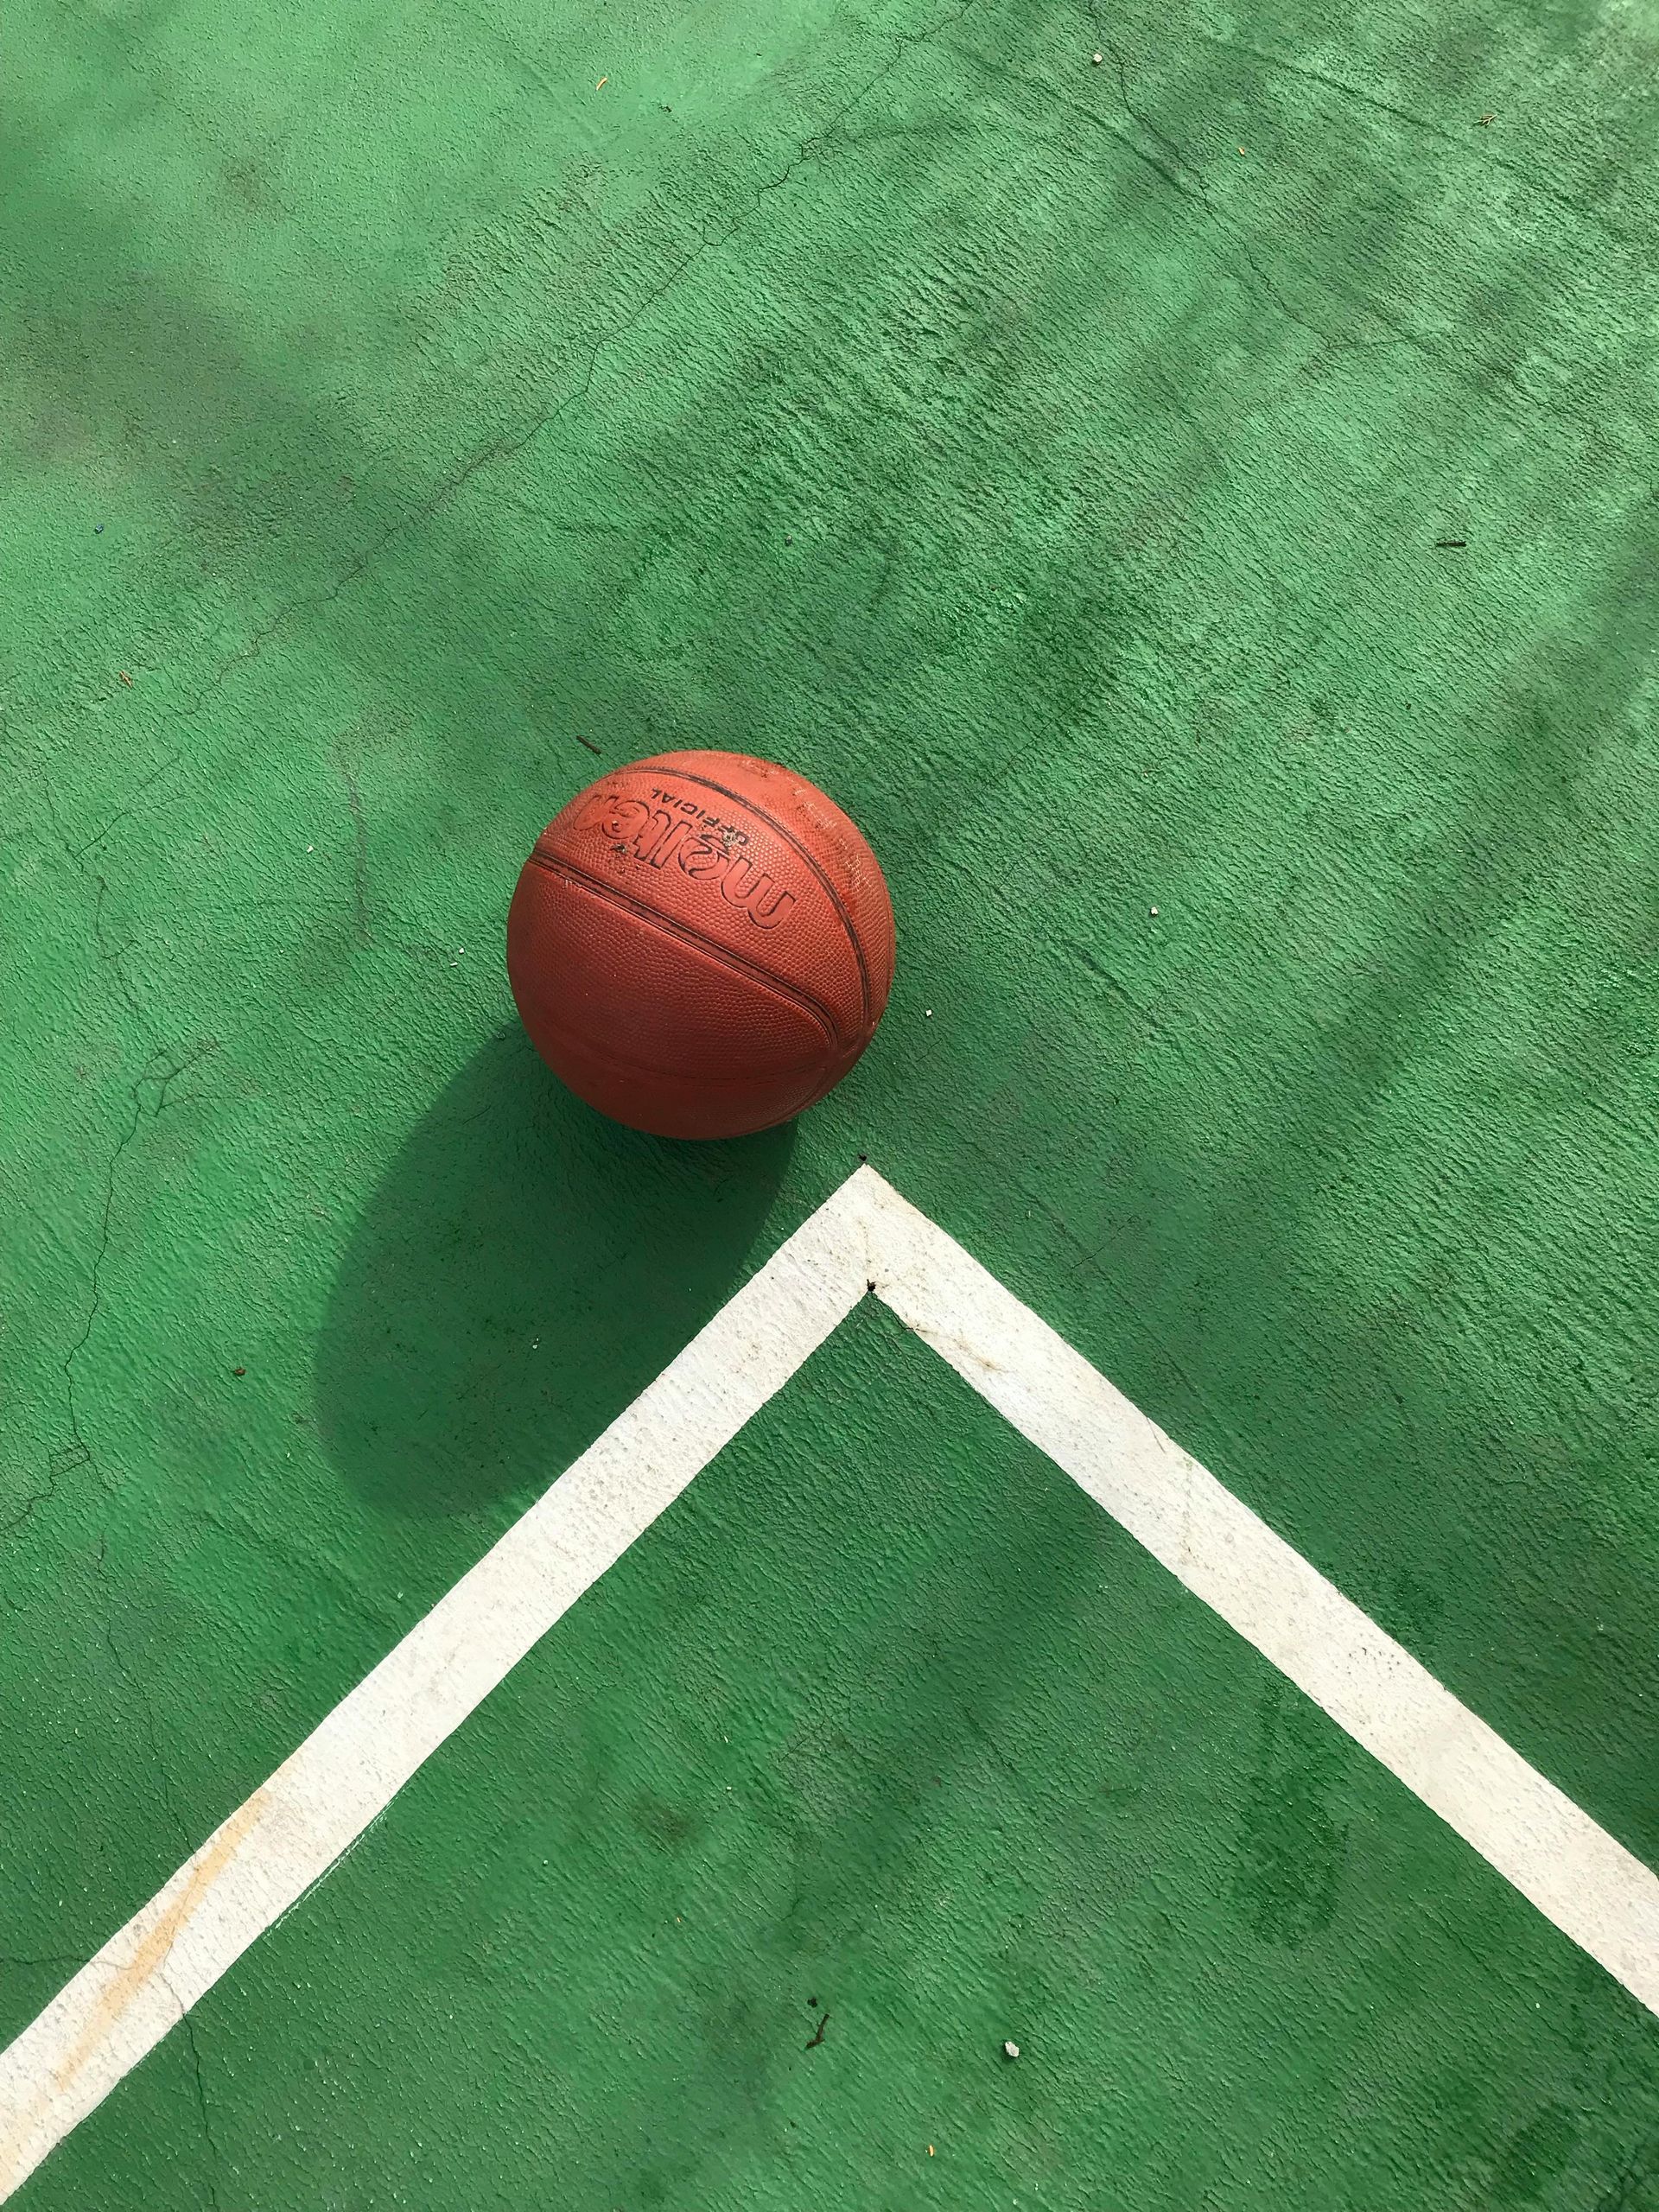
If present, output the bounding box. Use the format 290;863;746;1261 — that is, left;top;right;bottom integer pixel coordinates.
1;1163;1655;2199
857;1170;1659;2018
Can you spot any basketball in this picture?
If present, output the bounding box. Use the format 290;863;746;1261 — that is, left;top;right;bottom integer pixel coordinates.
506;750;895;1139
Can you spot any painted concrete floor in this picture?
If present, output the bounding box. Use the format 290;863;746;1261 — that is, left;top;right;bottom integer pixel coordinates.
4;0;1659;2202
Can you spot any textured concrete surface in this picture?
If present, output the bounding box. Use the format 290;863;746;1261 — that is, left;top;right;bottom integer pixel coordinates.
3;0;1658;2199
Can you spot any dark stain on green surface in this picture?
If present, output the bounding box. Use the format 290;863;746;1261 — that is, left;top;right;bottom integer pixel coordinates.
1232;1677;1348;1945
632;1792;702;1852
1494;2104;1582;2204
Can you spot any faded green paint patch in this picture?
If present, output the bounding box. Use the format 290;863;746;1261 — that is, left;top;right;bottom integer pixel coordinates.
3;0;1659;2196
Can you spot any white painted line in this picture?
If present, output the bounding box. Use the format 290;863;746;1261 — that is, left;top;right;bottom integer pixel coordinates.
2;1163;1656;2200
860;1171;1659;2020
0;1182;870;2205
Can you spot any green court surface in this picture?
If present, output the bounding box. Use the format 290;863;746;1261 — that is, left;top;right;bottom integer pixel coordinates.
3;0;1659;2201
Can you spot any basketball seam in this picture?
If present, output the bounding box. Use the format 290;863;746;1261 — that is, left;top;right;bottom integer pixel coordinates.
524;853;846;1051
638;764;876;1026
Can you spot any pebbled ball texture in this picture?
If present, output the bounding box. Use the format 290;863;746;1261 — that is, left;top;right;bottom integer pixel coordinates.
506;750;895;1139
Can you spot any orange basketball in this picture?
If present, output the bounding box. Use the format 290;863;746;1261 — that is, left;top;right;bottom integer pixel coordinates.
506;750;895;1139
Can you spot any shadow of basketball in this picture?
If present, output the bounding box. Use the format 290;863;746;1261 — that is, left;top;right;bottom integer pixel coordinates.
313;1023;795;1515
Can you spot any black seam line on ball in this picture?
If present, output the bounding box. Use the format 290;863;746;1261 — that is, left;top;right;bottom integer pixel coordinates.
638;764;874;1027
525;850;847;1050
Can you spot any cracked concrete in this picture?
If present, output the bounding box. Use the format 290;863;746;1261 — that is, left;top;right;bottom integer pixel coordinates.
11;1044;221;1541
175;2007;225;2212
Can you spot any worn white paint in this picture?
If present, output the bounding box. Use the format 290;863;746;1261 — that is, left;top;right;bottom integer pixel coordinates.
0;1182;869;2204
2;1164;1656;2198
